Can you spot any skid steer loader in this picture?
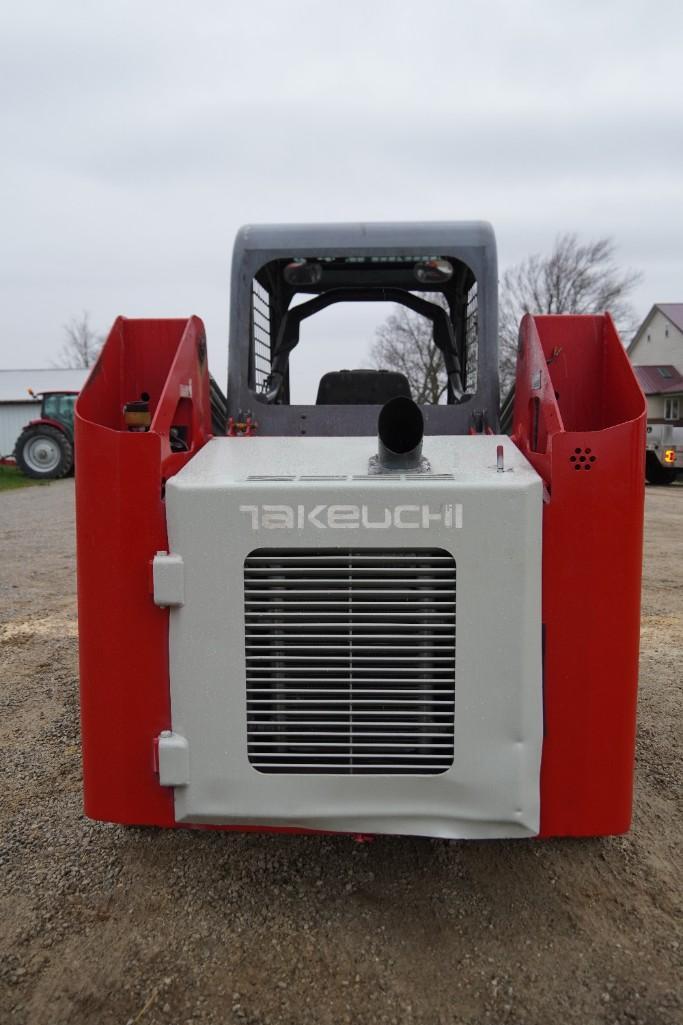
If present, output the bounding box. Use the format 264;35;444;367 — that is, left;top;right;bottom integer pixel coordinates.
75;222;646;839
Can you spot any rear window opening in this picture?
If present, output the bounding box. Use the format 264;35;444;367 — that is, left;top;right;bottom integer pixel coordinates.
248;255;478;408
290;300;414;405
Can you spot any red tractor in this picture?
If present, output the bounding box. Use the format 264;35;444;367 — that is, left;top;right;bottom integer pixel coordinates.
14;390;77;479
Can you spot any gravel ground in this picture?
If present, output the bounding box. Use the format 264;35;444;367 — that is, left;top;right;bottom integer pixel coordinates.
0;480;680;1025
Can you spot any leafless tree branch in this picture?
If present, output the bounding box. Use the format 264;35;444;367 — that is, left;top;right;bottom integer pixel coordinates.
52;312;103;369
369;294;449;404
499;234;641;392
370;236;640;406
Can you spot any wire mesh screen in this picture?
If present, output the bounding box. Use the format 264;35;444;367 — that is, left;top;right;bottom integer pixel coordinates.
252;281;272;392
465;282;478;393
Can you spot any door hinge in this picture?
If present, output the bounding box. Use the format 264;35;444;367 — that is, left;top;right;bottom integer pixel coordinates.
157;731;190;786
153;552;184;607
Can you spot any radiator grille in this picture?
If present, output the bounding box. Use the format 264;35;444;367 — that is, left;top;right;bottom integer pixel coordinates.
245;549;456;774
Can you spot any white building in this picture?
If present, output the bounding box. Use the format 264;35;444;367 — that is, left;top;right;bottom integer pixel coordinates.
628;304;683;426
0;368;88;458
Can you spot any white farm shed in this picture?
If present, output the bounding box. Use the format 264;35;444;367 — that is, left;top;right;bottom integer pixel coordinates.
0;368;88;458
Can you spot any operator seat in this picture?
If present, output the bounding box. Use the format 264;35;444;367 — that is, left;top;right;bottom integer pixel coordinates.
316;369;412;405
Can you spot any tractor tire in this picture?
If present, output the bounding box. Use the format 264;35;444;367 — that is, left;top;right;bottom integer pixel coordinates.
645;452;677;486
14;425;74;480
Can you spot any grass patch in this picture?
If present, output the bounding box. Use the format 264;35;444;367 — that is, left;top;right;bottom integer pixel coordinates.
0;465;48;492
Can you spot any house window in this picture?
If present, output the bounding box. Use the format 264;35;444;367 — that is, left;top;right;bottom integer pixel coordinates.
647;333;651;342
665;327;669;337
665;397;680;421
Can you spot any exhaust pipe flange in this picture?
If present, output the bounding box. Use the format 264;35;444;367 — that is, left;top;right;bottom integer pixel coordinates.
370;396;430;474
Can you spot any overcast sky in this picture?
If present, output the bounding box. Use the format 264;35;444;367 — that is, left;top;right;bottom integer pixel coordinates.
1;0;681;395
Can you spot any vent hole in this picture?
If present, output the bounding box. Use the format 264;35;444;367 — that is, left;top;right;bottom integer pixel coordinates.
569;447;598;470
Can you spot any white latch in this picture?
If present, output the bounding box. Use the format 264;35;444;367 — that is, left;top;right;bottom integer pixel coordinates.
157;731;190;786
153;552;184;607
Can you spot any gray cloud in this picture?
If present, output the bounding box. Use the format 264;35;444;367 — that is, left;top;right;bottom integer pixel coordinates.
1;0;681;385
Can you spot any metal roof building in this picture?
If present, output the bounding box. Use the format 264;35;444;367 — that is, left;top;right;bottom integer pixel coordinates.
0;368;88;458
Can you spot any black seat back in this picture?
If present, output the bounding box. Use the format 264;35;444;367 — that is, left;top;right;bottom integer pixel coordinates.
316;369;412;405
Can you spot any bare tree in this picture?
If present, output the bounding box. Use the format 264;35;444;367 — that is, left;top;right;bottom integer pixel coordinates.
53;312;103;369
371;236;641;401
369;297;448;404
499;234;641;391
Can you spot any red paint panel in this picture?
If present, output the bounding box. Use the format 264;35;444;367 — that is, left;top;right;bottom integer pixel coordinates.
76;317;211;826
513;314;646;836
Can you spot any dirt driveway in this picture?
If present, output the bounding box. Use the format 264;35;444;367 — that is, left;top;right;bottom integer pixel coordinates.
0;480;680;1025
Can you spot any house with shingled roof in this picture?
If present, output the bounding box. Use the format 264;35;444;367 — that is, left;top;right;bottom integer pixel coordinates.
628;304;683;427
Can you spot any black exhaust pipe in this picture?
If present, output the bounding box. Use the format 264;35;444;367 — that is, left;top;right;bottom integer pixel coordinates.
377;396;424;470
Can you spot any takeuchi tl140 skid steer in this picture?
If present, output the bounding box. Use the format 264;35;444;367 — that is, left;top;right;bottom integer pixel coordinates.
75;222;646;840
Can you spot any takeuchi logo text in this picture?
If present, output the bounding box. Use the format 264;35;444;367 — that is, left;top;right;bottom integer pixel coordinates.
239;504;463;530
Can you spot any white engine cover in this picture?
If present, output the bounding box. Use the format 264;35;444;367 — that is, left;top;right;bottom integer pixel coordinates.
163;434;543;839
